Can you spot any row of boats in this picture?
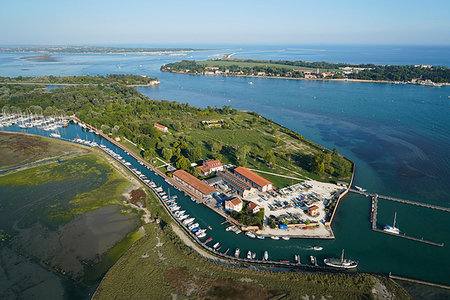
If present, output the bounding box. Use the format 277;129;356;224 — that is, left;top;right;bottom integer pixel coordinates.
0;113;69;130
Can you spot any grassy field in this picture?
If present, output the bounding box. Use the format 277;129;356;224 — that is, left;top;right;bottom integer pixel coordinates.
166;110;346;187
94;193;410;300
200;60;340;72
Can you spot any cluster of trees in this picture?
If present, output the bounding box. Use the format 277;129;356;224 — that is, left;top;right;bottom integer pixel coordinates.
348;65;450;83
230;205;265;229
0;74;158;85
310;148;352;178
0;82;237;177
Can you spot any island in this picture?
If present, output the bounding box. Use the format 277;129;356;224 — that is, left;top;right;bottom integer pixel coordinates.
0;74;160;86
0;45;210;54
0;76;412;299
161;58;450;86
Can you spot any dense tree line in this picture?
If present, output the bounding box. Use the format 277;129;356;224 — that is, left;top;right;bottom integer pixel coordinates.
0;74;158;85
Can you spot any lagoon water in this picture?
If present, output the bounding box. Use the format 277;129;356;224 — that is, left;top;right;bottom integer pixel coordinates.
1;45;450;296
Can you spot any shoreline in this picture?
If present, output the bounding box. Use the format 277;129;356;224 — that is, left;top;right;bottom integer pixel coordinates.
163;70;450;86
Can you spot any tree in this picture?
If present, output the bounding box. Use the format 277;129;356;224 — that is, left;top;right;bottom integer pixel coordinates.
143;148;156;160
264;150;275;167
187;146;202;162
162;148;172;161
211;142;222;154
175;156;191;171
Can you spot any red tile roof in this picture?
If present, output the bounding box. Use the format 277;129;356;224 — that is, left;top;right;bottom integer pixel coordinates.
309;205;319;210
234;167;272;188
247;201;260;210
154;123;167;129
230;197;242;206
197;165;210;174
173;170;216;195
204;159;222;169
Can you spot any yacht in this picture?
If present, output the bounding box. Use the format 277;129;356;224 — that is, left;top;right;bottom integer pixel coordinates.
263;251;269;261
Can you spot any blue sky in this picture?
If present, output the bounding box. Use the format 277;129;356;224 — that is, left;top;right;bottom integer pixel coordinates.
1;0;449;45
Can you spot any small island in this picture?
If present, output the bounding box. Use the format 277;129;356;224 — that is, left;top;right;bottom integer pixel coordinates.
161;58;450;86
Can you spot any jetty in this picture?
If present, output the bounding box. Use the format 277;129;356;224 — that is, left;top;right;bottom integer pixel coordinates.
356;190;445;247
350;189;450;212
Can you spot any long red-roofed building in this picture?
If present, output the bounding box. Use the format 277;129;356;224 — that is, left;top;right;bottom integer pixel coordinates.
233;166;273;192
172;170;216;201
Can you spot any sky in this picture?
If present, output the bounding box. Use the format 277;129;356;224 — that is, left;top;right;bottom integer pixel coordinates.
1;0;449;46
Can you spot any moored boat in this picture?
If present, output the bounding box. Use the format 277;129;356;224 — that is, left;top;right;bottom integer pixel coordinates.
271;236;280;240
263;251;269;261
234;248;240;258
323;249;358;269
245;231;256;238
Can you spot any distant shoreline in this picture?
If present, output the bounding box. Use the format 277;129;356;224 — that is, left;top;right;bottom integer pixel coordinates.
0;81;160;87
163;71;450;86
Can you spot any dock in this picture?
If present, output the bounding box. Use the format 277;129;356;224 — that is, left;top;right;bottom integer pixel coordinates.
365;193;444;247
350;189;450;212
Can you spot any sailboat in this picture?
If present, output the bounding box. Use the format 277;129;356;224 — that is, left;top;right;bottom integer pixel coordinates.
383;212;400;234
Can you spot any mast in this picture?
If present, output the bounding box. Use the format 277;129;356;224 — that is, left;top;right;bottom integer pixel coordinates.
393;212;397;228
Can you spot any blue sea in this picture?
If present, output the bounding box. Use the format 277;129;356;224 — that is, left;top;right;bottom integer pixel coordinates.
0;44;449;298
